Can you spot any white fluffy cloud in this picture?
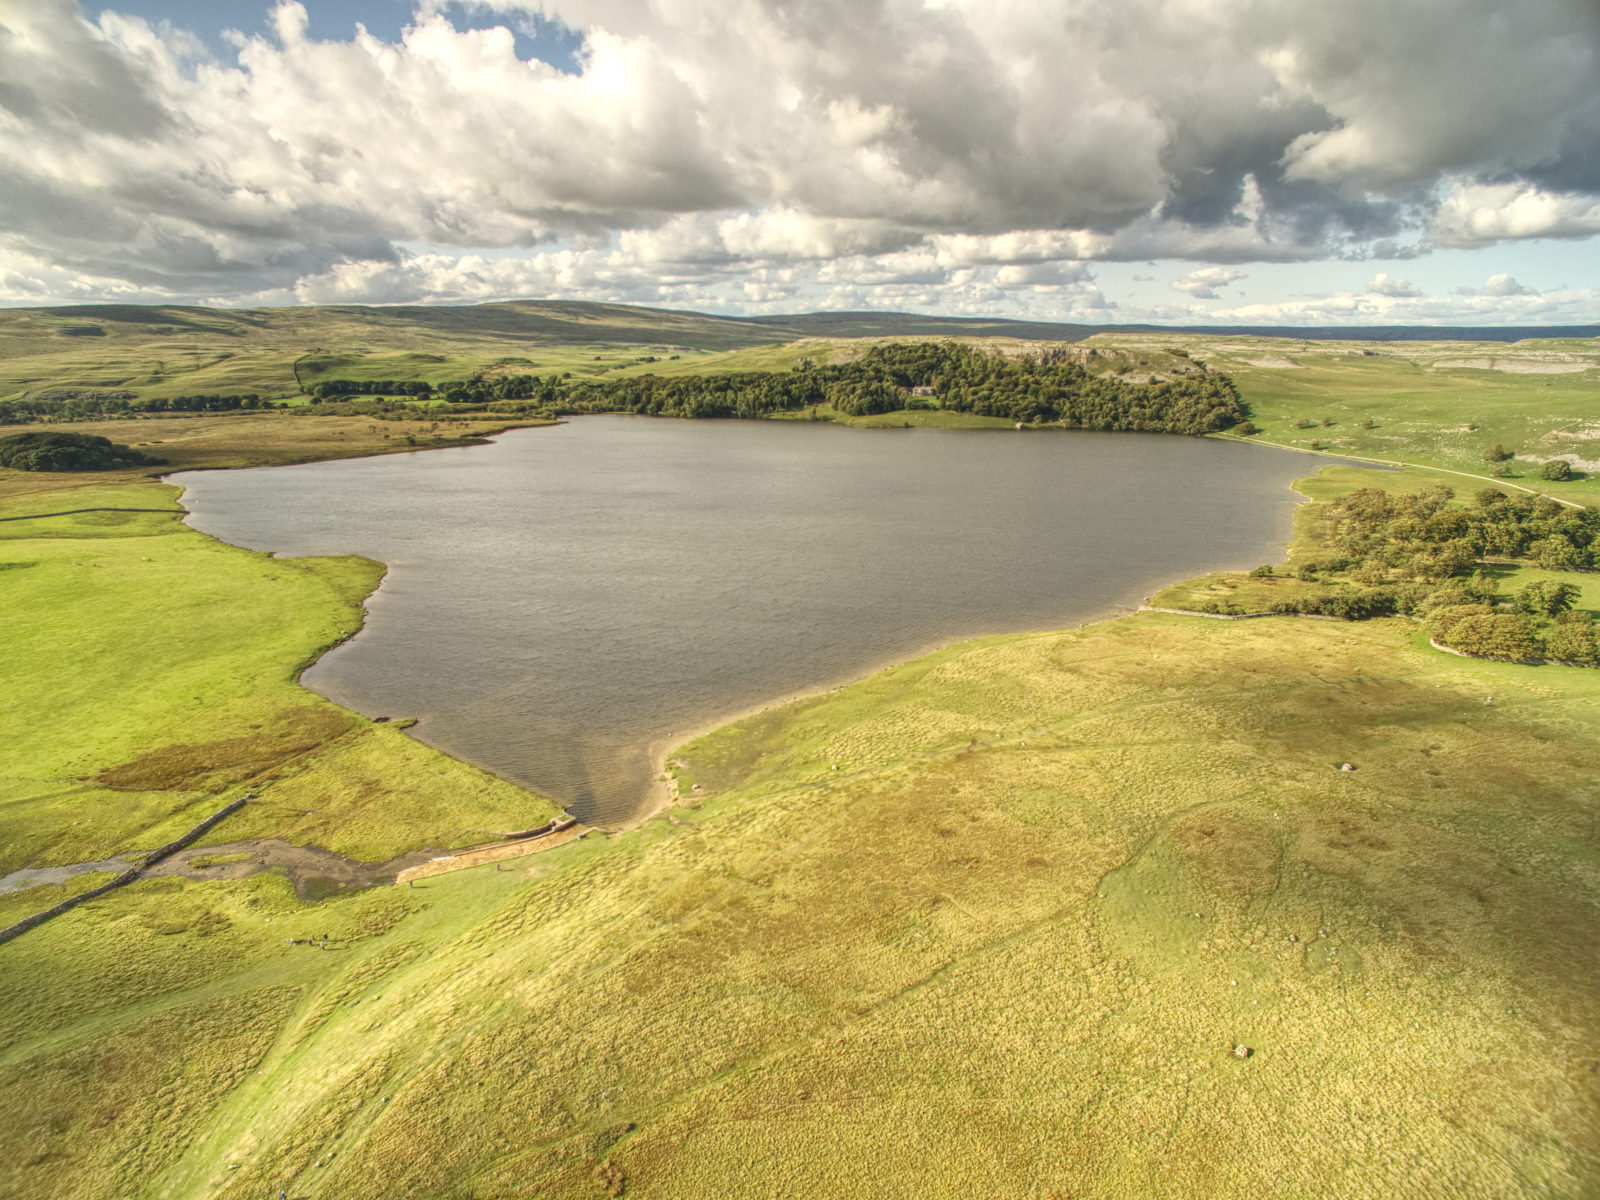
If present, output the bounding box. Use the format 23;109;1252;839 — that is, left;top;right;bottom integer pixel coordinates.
1479;273;1538;297
1171;268;1247;300
0;0;1596;311
1366;272;1422;298
1195;283;1598;327
1429;181;1600;247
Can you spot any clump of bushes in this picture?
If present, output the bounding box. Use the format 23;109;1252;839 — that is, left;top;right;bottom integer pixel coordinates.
1540;459;1575;481
0;431;165;472
1187;484;1600;666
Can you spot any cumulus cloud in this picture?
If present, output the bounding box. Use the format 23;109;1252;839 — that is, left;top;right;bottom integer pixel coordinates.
1429;181;1600;247
0;0;1596;309
1171;268;1247;299
1197;283;1598;327
1366;272;1422;298
1480;273;1538;297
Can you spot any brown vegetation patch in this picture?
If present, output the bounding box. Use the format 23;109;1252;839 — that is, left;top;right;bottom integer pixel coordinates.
1168;807;1282;901
94;705;355;791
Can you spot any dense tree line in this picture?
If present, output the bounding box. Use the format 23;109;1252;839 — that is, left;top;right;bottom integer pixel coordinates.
144;394;269;412
1199;485;1599;665
537;343;1246;431
439;374;543;405
307;374;550;407
0;391;271;424
1325;486;1598;573
0;431;165;472
310;379;435;399
4;344;1245;433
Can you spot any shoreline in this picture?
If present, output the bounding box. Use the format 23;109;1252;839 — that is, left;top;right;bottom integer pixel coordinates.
169;420;1338;833
158;422;1389;833
626;602;1144;831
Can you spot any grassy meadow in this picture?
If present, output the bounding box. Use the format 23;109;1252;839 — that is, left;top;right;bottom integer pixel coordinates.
3;566;1598;1197
0;412;546;504
2;310;1598;1197
1162;335;1600;503
0;480;559;876
0;302;786;406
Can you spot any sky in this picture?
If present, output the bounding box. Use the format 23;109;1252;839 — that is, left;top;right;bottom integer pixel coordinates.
1;0;1597;325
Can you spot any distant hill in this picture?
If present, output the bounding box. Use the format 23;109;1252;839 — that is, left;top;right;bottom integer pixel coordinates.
24;300;784;350
1135;323;1600;343
14;301;1596;348
1;299;1593;407
749;311;1598;344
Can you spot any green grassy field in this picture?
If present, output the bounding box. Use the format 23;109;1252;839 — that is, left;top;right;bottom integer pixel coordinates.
3;570;1597;1198
0;481;559;875
0;445;1597;1197
1130;334;1600;503
3;324;1599;1197
0;302;783;405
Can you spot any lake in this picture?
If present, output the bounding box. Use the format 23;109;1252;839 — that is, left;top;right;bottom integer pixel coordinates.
174;417;1326;825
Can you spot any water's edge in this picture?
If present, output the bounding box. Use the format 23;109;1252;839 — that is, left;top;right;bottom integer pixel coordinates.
170;420;1353;826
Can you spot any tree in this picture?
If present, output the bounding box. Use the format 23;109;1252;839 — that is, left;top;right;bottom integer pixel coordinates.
1537;535;1588;570
1544;616;1599;666
0;431;163;472
1539;459;1575;481
1432;609;1540;661
1482;443;1512;463
1514;579;1580;617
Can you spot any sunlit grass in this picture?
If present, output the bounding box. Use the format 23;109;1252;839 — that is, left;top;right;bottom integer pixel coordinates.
0;481;558;873
2;405;1597;1197
7;599;1597;1198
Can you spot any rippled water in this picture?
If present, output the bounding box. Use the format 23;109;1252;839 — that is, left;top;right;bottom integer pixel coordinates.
175;417;1324;824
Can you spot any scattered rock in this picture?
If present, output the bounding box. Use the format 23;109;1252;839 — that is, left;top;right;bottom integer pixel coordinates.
1339;762;1356;772
1233;1044;1253;1060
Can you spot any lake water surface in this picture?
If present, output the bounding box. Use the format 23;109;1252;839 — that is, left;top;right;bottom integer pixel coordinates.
175;418;1324;825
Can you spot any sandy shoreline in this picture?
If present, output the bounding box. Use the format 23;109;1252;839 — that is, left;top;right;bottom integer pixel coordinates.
626;597;1158;830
